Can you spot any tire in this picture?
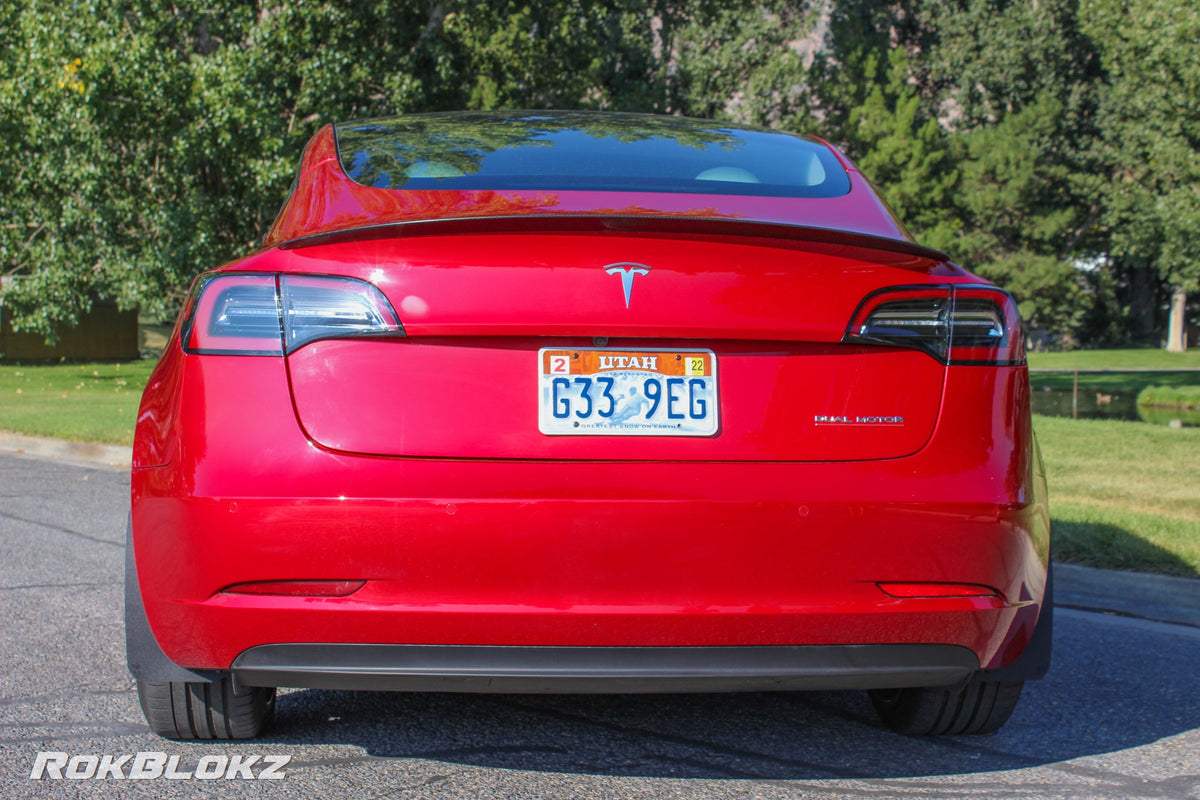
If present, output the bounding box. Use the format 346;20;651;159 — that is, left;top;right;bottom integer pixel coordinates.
869;679;1023;735
137;678;275;740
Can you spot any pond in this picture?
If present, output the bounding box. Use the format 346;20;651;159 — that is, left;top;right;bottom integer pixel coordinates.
1029;370;1200;427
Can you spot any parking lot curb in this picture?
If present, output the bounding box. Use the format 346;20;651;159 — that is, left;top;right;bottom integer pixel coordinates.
1054;561;1200;629
0;430;131;469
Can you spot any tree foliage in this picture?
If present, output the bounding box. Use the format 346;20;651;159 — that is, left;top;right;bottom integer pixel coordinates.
0;0;720;338
1079;0;1200;347
1;0;1196;349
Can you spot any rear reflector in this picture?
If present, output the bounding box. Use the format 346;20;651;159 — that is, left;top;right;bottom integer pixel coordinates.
183;273;403;355
878;582;1000;599
844;285;1024;365
222;580;366;597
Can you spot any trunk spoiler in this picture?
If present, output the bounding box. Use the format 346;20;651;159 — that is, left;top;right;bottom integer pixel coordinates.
275;214;952;265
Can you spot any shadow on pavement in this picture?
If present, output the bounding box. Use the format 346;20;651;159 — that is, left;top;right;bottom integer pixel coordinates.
257;612;1200;781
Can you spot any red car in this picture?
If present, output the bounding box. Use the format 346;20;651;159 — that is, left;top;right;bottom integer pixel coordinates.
127;111;1050;740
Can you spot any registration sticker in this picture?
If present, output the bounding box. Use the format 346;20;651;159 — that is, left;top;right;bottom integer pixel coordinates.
538;348;719;436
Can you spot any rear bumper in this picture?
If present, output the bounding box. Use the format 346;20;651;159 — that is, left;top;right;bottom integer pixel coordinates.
132;462;1047;674
230;643;979;693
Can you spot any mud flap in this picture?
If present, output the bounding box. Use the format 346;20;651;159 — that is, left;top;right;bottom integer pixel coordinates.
124;516;222;684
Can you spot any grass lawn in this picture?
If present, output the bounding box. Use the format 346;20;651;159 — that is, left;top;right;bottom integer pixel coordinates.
0;360;156;446
1034;414;1200;578
1028;347;1200;371
1022;347;1200;395
1027;348;1200;393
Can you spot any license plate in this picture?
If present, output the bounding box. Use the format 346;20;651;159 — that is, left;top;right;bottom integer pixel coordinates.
538;348;718;436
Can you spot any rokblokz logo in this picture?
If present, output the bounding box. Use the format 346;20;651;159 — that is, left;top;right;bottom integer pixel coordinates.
30;751;291;780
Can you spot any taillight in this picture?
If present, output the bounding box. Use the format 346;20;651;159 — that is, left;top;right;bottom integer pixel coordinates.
183;274;403;355
844;285;1024;365
184;275;283;355
280;275;402;352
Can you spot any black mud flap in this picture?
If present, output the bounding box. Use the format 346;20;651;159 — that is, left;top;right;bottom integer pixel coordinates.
124;516;222;684
977;563;1054;683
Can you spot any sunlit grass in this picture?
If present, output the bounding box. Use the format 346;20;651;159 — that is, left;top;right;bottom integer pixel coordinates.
1035;414;1200;577
1027;348;1200;393
1028;348;1200;371
0;360;156;445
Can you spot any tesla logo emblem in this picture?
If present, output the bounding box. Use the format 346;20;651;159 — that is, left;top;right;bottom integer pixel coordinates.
604;262;651;308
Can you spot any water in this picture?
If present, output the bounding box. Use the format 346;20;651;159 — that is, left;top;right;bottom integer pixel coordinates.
1029;373;1200;427
1030;384;1140;420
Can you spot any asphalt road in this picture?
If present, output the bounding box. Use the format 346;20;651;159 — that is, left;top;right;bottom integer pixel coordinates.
2;453;1198;799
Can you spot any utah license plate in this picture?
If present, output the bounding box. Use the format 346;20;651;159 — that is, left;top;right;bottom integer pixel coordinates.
538;348;718;436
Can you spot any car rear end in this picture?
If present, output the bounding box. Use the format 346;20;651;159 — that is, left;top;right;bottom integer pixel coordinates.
128;112;1049;739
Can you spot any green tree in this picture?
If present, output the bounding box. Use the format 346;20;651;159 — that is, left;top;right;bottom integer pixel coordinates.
672;2;815;125
6;0;1195;352
0;1;714;340
923;0;1099;129
837;47;960;253
800;3;961;252
1081;0;1200;350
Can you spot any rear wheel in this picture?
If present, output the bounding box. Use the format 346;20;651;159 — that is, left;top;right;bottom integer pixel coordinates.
869;680;1023;735
137;677;275;740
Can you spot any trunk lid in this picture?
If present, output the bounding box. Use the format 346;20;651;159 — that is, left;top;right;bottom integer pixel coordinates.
277;230;951;462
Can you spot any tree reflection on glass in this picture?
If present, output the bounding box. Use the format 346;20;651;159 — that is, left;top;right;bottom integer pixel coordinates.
335;111;850;198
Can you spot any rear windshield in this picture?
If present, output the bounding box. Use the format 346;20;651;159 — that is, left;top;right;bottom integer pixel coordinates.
334;112;852;199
